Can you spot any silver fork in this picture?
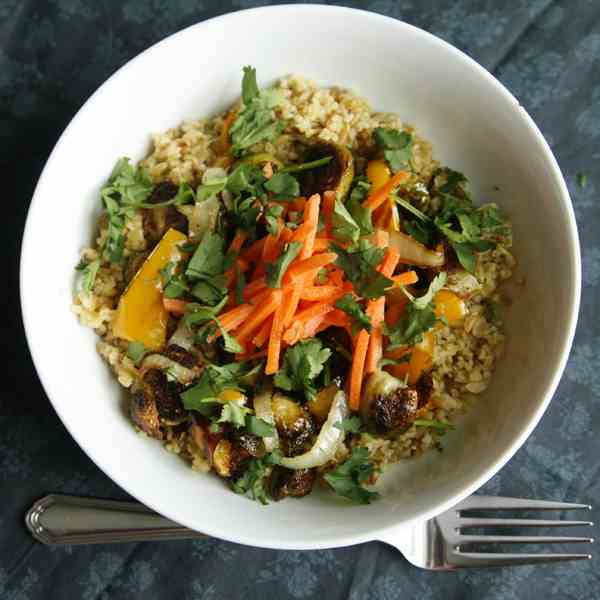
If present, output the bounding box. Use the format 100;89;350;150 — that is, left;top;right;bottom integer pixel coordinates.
26;494;593;569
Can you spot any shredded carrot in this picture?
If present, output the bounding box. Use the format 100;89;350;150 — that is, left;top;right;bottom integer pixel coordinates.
228;230;247;255
282;284;302;328
349;329;370;411
299;193;321;259
280;227;294;244
243;277;267;300
234;290;282;343
286;252;337;280
266;295;286;374
252;315;273;348
363;170;409;211
283;311;332;345
313;237;334;253
391;271;419;286
373;202;390;229
240;238;265;262
163;297;188;315
248;287;272;306
300;286;344;302
218;303;255;332
322;190;336;236
262;225;282;262
373;228;390;248
219;110;237;152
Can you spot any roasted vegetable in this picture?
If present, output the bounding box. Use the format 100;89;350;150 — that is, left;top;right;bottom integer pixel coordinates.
272;394;316;457
142;182;188;246
141;369;187;424
360;370;418;433
130;390;162;439
113;228;187;350
298;142;354;200
212;438;252;478
270;467;315;500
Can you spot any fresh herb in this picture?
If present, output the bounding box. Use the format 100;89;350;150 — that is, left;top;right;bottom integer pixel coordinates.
317;268;329;284
274;338;332;401
377;354;411;368
163;274;189;299
264;172;300;200
264;203;284;235
209;423;223;434
246;415;276;438
186;232;225;280
126;341;149;366
385;272;447;349
229;66;286;156
266;241;302;288
374;127;413;172
335;294;372;334
391;192;429;222
331;198;361;244
346;178;374;235
331;240;393;300
577;172;588;189
76;259;100;294
182;301;242;354
403;219;436;246
323;447;380;504
413;418;454;431
231;457;270;504
218;401;252;428
334;416;363;433
280;156;333;173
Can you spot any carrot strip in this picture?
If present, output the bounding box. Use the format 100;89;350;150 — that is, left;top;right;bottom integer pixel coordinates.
391;271;418;286
313;237;334;253
252;315;273;348
163;297;188;315
219;110;237;152
322;190;336;236
290;302;334;326
300;286;344;302
299;193;321;259
262;227;282;263
282;284;302;328
266;294;286;375
240;237;265;262
243;277;267;300
287;252;337;280
218;303;255;332
350;330;370;411
228;230;247;255
280;227;294;244
234;290;282;343
363;170;410;211
283;311;332;345
249;288;272;306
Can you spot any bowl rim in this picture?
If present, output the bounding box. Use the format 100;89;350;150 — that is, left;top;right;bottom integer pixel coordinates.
19;4;581;550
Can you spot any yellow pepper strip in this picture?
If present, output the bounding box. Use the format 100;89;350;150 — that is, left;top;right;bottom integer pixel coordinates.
434;290;467;327
113;228;187;350
366;159;391;191
384;331;434;385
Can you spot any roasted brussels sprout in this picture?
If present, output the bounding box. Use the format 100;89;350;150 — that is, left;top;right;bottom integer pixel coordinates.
270;467;316;500
272;394;316;456
298;142;354;200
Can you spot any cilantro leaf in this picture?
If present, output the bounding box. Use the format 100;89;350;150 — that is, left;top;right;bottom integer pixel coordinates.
280;156;333;174
218;401;252;428
190;277;228;306
231;457;270;504
413;418;455;431
385;272;447;348
324;447;380;504
335;294;372;334
274;338;332;400
246;415;276;438
403;219;435;246
265;203;284;235
266;241;302;288
126;341;149;366
331;241;392;300
333;416;363;433
185;232;225;280
347;178;374;235
331;198;360;244
229;67;286;156
374;127;413;171
76;259;100;294
264;172;300;201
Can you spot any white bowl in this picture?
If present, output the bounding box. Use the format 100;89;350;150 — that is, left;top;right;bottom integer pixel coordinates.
20;5;580;550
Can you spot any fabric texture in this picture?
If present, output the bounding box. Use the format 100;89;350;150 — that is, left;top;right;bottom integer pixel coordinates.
2;1;599;598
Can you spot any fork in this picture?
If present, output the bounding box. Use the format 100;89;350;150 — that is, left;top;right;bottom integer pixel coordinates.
25;494;593;569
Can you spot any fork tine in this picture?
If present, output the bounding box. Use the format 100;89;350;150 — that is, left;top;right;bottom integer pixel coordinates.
459;535;594;545
456;495;592;512
459;518;594;528
455;552;592;568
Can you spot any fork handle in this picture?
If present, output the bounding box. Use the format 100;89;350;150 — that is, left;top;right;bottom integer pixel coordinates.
25;494;208;545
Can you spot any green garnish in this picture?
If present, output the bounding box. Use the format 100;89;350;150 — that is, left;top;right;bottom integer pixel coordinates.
331;198;361;244
331;240;393;300
229;66;286;156
218;401;252;428
334;294;372;334
333;416;363;433
76;259;100;294
373;127;413;172
231;457;270;504
413;418;454;431
346;177;374;235
324;447;380;505
266;241;302;288
264;172;300;200
274;338;332;401
280;156;333;173
246;415;276;438
385;272;447;349
126;341;149;366
264;204;284;235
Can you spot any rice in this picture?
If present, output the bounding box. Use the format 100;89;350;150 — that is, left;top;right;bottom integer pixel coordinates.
72;74;515;478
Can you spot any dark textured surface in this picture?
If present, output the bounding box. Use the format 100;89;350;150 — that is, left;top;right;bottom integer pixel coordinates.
3;1;600;598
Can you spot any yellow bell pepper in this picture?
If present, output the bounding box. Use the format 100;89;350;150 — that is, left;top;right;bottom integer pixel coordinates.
366;159;391;191
385;331;434;385
434;290;466;327
113;228;187;350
